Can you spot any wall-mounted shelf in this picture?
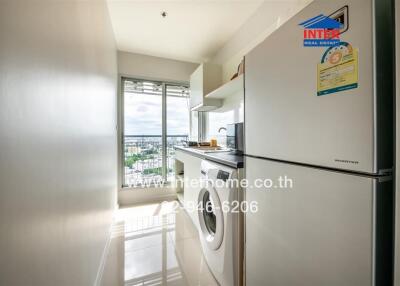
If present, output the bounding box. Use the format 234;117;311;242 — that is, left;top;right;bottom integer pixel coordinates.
190;63;222;111
205;74;243;100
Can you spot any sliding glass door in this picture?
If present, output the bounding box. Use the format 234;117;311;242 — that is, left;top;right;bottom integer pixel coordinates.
122;78;190;187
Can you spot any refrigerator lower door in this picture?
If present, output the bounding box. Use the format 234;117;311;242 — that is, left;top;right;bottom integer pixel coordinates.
245;157;393;286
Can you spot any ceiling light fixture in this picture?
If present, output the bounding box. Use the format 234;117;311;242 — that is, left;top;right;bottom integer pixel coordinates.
161;11;167;18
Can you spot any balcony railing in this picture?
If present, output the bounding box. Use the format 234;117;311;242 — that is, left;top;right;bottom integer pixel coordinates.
123;135;188;186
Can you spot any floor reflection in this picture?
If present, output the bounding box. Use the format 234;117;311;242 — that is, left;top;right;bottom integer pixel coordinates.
101;201;217;286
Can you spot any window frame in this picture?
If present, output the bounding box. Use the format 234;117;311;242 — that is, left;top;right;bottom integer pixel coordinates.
119;76;194;189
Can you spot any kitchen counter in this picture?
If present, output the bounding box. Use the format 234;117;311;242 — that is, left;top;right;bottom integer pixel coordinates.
174;146;244;169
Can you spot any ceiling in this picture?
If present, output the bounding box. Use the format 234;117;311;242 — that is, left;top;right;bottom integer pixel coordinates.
107;0;265;63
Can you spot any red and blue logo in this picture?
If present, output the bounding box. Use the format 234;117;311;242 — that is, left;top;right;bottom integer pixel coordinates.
299;14;343;47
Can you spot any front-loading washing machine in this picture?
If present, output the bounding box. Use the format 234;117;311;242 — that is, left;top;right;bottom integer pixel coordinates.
197;160;243;286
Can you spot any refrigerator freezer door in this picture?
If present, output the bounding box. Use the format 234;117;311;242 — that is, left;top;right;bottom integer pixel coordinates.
245;0;379;173
245;157;392;286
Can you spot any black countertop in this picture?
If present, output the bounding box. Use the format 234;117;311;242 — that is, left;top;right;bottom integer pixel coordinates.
174;146;244;169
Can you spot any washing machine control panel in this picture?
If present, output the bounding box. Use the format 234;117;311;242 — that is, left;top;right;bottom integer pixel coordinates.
217;170;230;181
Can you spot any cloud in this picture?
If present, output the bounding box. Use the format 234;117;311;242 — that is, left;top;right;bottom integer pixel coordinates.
124;93;190;136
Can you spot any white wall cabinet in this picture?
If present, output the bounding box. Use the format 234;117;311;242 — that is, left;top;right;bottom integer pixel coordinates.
190;63;222;111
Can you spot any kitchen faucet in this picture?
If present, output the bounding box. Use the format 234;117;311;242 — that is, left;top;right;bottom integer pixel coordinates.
218;127;226;133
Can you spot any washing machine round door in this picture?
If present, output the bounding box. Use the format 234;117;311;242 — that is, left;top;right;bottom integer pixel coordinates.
198;187;224;250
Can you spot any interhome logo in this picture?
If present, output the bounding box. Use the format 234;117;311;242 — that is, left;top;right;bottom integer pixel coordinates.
299;14;343;47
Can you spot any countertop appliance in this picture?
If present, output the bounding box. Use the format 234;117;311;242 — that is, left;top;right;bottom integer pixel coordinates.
226;123;244;155
197;160;243;286
244;0;394;285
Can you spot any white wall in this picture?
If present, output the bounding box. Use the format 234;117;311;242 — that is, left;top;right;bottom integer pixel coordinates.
207;90;244;145
206;1;311;138
0;1;118;285
118;51;198;83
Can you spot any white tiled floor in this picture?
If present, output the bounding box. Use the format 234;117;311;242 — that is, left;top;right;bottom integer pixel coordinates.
100;201;218;286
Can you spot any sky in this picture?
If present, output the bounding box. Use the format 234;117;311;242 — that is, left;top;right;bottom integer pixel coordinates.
124;92;190;136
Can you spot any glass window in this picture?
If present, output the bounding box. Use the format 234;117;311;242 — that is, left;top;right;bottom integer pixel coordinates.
122;78;189;187
166;84;190;182
190;111;199;142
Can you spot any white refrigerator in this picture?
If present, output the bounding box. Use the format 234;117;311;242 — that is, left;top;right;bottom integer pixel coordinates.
244;0;395;285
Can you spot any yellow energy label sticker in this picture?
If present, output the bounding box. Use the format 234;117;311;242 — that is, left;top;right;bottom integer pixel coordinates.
317;42;358;96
